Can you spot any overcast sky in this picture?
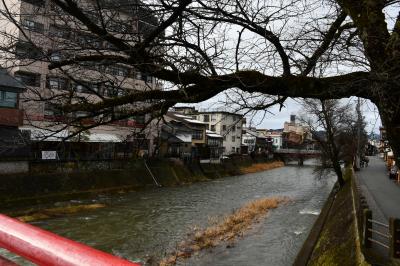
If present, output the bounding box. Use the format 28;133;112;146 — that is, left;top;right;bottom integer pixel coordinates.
172;2;399;135
249;98;381;134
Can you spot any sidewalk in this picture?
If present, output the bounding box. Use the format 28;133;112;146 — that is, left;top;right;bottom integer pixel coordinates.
357;156;400;263
358;156;400;220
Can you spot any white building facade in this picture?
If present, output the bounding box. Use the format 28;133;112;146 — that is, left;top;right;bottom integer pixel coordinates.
195;111;244;155
242;127;257;152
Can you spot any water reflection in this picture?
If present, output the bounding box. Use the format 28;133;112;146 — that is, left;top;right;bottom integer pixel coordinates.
1;164;335;266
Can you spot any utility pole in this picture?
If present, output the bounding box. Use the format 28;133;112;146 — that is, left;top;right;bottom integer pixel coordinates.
356;97;362;170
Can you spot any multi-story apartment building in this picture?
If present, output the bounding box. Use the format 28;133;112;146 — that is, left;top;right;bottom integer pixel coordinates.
282;115;312;148
0;0;159;152
195;111;244;155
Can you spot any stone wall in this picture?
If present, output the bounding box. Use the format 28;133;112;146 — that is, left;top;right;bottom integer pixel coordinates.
0;156;278;209
0;161;29;174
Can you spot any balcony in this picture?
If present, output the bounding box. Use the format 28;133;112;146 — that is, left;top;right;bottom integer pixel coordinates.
0;108;24;127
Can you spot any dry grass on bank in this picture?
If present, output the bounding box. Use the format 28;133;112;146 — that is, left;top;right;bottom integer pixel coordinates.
16;203;106;222
240;161;284;174
159;197;289;266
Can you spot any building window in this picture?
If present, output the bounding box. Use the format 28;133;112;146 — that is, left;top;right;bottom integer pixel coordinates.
203;115;209;122
117;88;126;96
76;33;102;49
44;103;63;119
232;147;235;152
232;126;236;132
79;62;102;72
132;114;145;124
49;51;61;62
103;86;119;97
49;24;71;39
47;76;68;90
106;20;130;34
222;125;226;131
223;136;226;141
211;125;216;131
192;130;203;140
22;19;44;33
0;91;17;108
106;65;129;77
140;73;153;83
232;136;235;142
72;81;98;94
22;0;45;7
15;71;41;87
211;114;216;121
75;111;89;118
15;42;43;59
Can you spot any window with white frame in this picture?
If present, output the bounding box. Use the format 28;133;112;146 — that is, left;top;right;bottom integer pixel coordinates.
22;19;44;33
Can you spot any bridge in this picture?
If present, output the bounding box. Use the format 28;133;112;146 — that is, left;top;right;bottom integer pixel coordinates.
274;149;322;165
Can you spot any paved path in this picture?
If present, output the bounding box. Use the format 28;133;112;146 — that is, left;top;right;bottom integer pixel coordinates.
357;156;400;264
358;156;400;220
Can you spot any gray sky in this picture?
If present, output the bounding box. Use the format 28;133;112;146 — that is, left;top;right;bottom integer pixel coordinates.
250;98;381;134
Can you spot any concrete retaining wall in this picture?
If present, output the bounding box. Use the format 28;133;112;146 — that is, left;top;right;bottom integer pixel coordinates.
0;157;276;209
0;161;29;174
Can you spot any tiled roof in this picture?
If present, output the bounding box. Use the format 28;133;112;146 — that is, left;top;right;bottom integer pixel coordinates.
0;69;25;92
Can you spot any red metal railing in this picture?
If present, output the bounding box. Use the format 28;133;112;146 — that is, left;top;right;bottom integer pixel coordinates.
0;214;141;266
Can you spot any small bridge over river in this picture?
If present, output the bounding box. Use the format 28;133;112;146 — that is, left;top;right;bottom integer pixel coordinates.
274;148;322;165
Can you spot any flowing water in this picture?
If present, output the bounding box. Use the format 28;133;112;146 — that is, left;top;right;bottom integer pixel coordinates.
1;162;335;265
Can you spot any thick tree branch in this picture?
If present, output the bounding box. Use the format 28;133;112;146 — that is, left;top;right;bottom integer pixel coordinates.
337;0;389;70
64;70;373;114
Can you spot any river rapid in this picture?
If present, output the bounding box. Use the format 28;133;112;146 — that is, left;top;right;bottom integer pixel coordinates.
2;162;335;265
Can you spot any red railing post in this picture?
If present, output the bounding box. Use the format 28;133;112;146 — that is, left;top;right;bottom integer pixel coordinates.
0;214;141;266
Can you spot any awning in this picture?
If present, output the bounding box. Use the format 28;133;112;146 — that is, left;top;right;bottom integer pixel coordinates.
176;133;192;142
88;133;123;142
0;69;26;93
206;130;222;138
20;127;69;141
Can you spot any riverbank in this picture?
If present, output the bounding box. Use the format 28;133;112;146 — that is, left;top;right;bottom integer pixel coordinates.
1;157;283;216
0;162;334;265
295;168;369;266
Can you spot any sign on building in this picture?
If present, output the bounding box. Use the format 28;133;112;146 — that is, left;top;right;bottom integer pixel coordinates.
41;151;58;160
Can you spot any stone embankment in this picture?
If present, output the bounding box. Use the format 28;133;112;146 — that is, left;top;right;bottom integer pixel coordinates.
0;157;283;211
294;168;369;266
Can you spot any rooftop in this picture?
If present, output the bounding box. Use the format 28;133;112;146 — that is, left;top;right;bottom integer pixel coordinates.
0;69;25;92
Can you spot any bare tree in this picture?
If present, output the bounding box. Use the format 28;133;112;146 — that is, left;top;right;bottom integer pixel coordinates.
300;99;362;186
0;1;399;155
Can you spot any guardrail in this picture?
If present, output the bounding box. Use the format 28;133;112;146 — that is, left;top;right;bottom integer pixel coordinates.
0;214;140;266
352;173;400;259
274;149;322;154
363;210;400;258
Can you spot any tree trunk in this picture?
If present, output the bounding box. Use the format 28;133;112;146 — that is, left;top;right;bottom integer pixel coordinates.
379;101;400;161
333;161;345;187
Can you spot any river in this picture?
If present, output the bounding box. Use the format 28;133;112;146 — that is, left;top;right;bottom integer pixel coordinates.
2;162;335;265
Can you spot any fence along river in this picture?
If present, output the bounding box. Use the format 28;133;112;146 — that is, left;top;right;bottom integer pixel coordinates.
2;161;335;265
